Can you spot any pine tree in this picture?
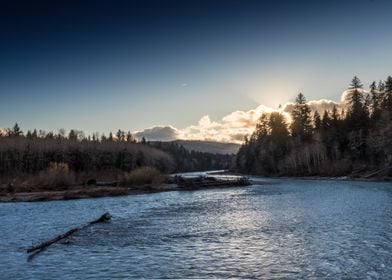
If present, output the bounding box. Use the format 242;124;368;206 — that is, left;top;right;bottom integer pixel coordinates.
32;129;38;138
116;129;125;142
7;123;22;137
383;76;392;113
370;81;382;121
346;76;368;130
331;105;340;128
68;130;77;140
269;112;289;140
252;113;269;141
290;93;313;141
321;110;331;129
313;111;322;130
378;80;385;92
126;131;133;142
320;110;332;151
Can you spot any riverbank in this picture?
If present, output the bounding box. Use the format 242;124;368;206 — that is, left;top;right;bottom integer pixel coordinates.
0;184;178;202
6;169;387;203
0;175;256;202
209;171;392;182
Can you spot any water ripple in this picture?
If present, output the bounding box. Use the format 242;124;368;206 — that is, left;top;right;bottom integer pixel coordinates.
1;179;392;279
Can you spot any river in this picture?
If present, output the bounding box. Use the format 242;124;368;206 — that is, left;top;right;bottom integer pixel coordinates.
1;174;392;279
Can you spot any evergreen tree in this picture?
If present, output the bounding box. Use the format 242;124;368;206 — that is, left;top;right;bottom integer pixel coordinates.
126;131;133;142
8;122;22;137
313;111;321;130
383;76;392;113
68;130;77;140
32;129;38;138
269;112;289;138
378;80;385;92
321;110;331;130
251;113;269;140
116;129;125;142
331;105;340;128
346;76;368;130
290;93;313;141
370;81;382;121
268;112;290;154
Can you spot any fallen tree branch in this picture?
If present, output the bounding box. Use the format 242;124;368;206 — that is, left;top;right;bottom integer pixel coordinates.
27;212;111;254
362;165;392;179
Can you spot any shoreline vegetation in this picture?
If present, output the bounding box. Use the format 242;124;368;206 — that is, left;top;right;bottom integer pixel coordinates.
0;169;253;202
1;168;390;203
1;166;391;203
0;126;234;202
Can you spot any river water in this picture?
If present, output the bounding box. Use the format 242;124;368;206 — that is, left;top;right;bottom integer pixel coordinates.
1;175;392;279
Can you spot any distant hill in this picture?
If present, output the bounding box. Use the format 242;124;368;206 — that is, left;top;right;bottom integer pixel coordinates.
173;140;240;155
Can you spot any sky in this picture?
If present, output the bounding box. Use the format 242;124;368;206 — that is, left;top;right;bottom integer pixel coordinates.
1;0;392;143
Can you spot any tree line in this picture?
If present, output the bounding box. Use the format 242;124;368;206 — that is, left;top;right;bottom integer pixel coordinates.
0;126;232;182
148;141;233;172
236;76;392;177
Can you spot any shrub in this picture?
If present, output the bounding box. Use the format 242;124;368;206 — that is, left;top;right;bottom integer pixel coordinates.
119;166;165;187
35;162;75;190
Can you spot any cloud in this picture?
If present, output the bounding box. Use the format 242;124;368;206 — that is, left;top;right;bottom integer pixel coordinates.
282;99;342;114
135;105;275;143
181;105;277;143
134;125;180;141
135;90;352;144
340;88;368;104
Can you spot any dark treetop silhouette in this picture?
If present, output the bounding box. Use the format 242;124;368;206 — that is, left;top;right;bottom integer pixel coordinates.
236;76;392;177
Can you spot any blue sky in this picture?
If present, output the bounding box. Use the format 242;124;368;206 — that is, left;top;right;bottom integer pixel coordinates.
1;0;392;141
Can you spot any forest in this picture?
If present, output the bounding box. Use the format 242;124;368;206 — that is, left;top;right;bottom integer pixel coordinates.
0;126;232;185
236;76;392;177
2;75;391;186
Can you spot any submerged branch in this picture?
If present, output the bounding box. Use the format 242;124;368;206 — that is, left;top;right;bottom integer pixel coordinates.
27;212;111;257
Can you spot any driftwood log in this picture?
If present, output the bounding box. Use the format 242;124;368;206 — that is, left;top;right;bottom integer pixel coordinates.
174;176;251;189
27;212;111;254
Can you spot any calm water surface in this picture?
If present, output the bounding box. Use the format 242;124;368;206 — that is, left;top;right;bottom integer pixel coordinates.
1;176;392;279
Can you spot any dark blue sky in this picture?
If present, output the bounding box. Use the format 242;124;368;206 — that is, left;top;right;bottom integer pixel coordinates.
1;0;392;135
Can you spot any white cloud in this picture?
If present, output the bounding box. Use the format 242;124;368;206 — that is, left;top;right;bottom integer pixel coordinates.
135;91;351;144
340;88;368;104
134;105;275;143
282;98;343;114
134;125;180;141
